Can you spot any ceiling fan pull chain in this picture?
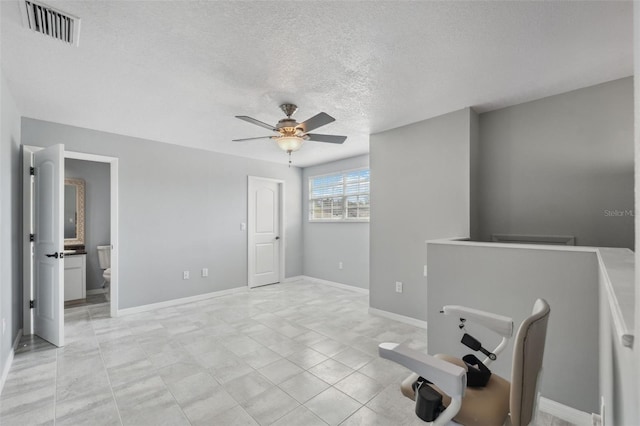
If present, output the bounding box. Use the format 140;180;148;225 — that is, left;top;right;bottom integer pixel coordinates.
288;151;292;168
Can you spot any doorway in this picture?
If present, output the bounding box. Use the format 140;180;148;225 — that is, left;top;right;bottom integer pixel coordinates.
247;176;285;288
23;145;119;346
63;158;111;310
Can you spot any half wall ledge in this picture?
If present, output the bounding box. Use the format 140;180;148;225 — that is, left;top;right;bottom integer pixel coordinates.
427;238;634;348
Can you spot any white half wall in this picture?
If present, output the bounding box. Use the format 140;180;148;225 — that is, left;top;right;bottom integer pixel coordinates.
426;241;600;413
599;249;637;426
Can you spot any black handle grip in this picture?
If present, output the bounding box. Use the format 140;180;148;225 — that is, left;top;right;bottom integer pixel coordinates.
461;333;481;351
45;252;63;259
461;333;496;360
275;236;280;240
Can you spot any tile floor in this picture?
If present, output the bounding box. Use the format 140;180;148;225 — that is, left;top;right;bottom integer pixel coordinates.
0;280;573;425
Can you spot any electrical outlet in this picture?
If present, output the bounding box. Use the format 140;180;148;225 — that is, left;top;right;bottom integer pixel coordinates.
423;265;428;277
395;281;403;293
240;223;246;231
338;261;343;270
183;271;190;280
201;268;208;277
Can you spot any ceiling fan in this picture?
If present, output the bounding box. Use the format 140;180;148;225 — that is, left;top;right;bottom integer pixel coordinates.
233;104;347;166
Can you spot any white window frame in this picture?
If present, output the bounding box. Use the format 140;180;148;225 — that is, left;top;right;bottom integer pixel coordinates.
308;168;370;222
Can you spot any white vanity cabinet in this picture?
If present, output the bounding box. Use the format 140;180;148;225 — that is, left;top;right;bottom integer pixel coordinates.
64;253;86;301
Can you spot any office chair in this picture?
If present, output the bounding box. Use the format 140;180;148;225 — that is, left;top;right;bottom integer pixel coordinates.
379;299;550;426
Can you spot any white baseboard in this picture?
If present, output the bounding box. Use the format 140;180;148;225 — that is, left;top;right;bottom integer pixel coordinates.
368;307;428;329
86;288;106;295
282;275;304;283
300;275;369;295
538;397;593;426
1;329;23;396
117;287;248;316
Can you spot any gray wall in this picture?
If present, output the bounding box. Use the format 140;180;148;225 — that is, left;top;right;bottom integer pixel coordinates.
369;108;474;320
22;119;303;309
469;108;480;241
476;78;634;249
635;2;640;422
629;4;640;425
427;242;600;413
635;3;640;424
0;70;22;383
65;159;111;291
302;155;369;290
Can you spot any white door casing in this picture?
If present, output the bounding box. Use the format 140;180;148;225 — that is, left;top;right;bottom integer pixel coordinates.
33;144;65;347
64;150;119;318
248;176;284;288
23;146;119;334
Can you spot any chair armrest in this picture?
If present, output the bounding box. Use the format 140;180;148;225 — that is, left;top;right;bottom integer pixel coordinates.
442;305;514;338
379;342;466;397
379;342;466;426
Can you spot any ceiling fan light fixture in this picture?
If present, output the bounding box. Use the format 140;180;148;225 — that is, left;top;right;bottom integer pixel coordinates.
276;135;304;153
234;104;346;166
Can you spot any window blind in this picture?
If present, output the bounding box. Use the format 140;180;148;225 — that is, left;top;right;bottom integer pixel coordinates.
309;169;370;221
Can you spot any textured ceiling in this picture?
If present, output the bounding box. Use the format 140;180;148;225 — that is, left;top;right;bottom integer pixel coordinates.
0;1;633;167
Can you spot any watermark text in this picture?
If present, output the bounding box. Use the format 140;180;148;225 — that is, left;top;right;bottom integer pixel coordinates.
603;209;634;217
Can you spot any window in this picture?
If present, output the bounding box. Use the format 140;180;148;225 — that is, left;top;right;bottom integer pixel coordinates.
309;169;370;221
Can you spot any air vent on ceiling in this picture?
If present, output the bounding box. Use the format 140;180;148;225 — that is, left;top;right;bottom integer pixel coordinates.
19;0;80;46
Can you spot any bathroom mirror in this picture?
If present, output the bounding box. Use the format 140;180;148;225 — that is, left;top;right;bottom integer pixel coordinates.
64;178;85;247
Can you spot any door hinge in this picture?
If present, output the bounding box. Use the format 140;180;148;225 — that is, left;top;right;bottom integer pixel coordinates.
30;167;35;176
30;300;35;309
29;233;35;242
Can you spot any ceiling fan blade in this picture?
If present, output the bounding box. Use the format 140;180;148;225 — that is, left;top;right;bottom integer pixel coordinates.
306;133;347;144
236;116;276;131
232;136;274;142
298;112;335;133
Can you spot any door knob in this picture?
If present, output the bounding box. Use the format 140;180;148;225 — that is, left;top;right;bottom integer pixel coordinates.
275;236;280;240
45;252;63;258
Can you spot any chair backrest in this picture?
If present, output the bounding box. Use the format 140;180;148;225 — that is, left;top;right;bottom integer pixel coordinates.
509;299;551;426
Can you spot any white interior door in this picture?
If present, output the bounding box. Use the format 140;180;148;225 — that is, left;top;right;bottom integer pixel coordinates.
33;144;64;347
248;177;282;288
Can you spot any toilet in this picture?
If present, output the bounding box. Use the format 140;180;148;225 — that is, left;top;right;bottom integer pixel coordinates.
97;245;111;299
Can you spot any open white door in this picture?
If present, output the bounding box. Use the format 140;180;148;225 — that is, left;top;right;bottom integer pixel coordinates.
248;177;283;288
33;144;64;347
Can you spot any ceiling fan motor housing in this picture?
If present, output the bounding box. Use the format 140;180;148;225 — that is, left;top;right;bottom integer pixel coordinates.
276;118;298;130
280;103;298;118
278;104;302;136
276;118;306;138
